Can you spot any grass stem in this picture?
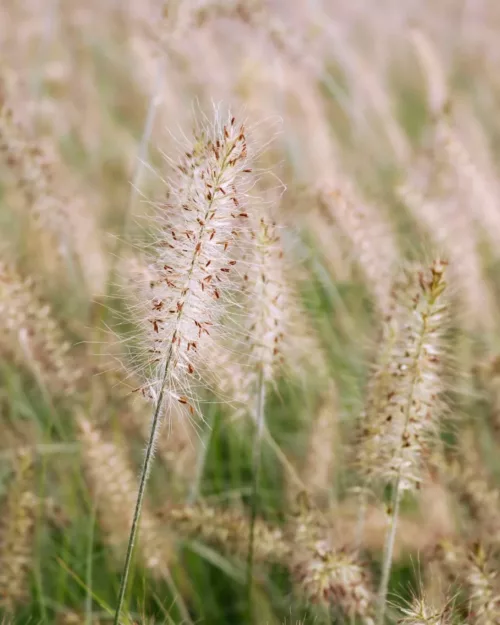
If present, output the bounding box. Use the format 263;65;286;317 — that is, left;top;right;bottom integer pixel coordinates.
112;346;173;625
376;478;402;624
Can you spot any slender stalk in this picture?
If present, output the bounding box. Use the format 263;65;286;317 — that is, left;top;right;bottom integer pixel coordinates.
376;478;403;623
112;346;173;625
246;368;266;610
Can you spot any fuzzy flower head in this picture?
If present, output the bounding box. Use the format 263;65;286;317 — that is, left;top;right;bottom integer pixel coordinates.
128;112;257;416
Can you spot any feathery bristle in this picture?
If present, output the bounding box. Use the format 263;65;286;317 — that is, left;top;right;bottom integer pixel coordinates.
143;405;198;492
306;205;353;282
201;339;253;417
410;29;448;115
434;113;500;256
0;449;37;612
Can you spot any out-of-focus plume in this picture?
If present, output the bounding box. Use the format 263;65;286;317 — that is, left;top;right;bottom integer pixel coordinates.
159;502;290;564
0;260;82;395
318;182;398;315
290;510;375;624
77;416;174;576
432;541;500;625
0;449;38;612
0;78;107;294
357;260;448;492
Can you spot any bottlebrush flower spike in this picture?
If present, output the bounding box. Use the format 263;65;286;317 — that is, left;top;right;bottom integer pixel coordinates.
287;506;375;623
375;260;449;623
129;111;256;417
113;112;263;623
245;215;289;385
358;259;448;492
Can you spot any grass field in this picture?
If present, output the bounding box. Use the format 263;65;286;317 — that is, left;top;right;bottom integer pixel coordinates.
2;1;500;623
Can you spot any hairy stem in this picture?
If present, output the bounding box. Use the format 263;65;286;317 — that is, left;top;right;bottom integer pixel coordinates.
247;369;266;610
112;346;173;625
